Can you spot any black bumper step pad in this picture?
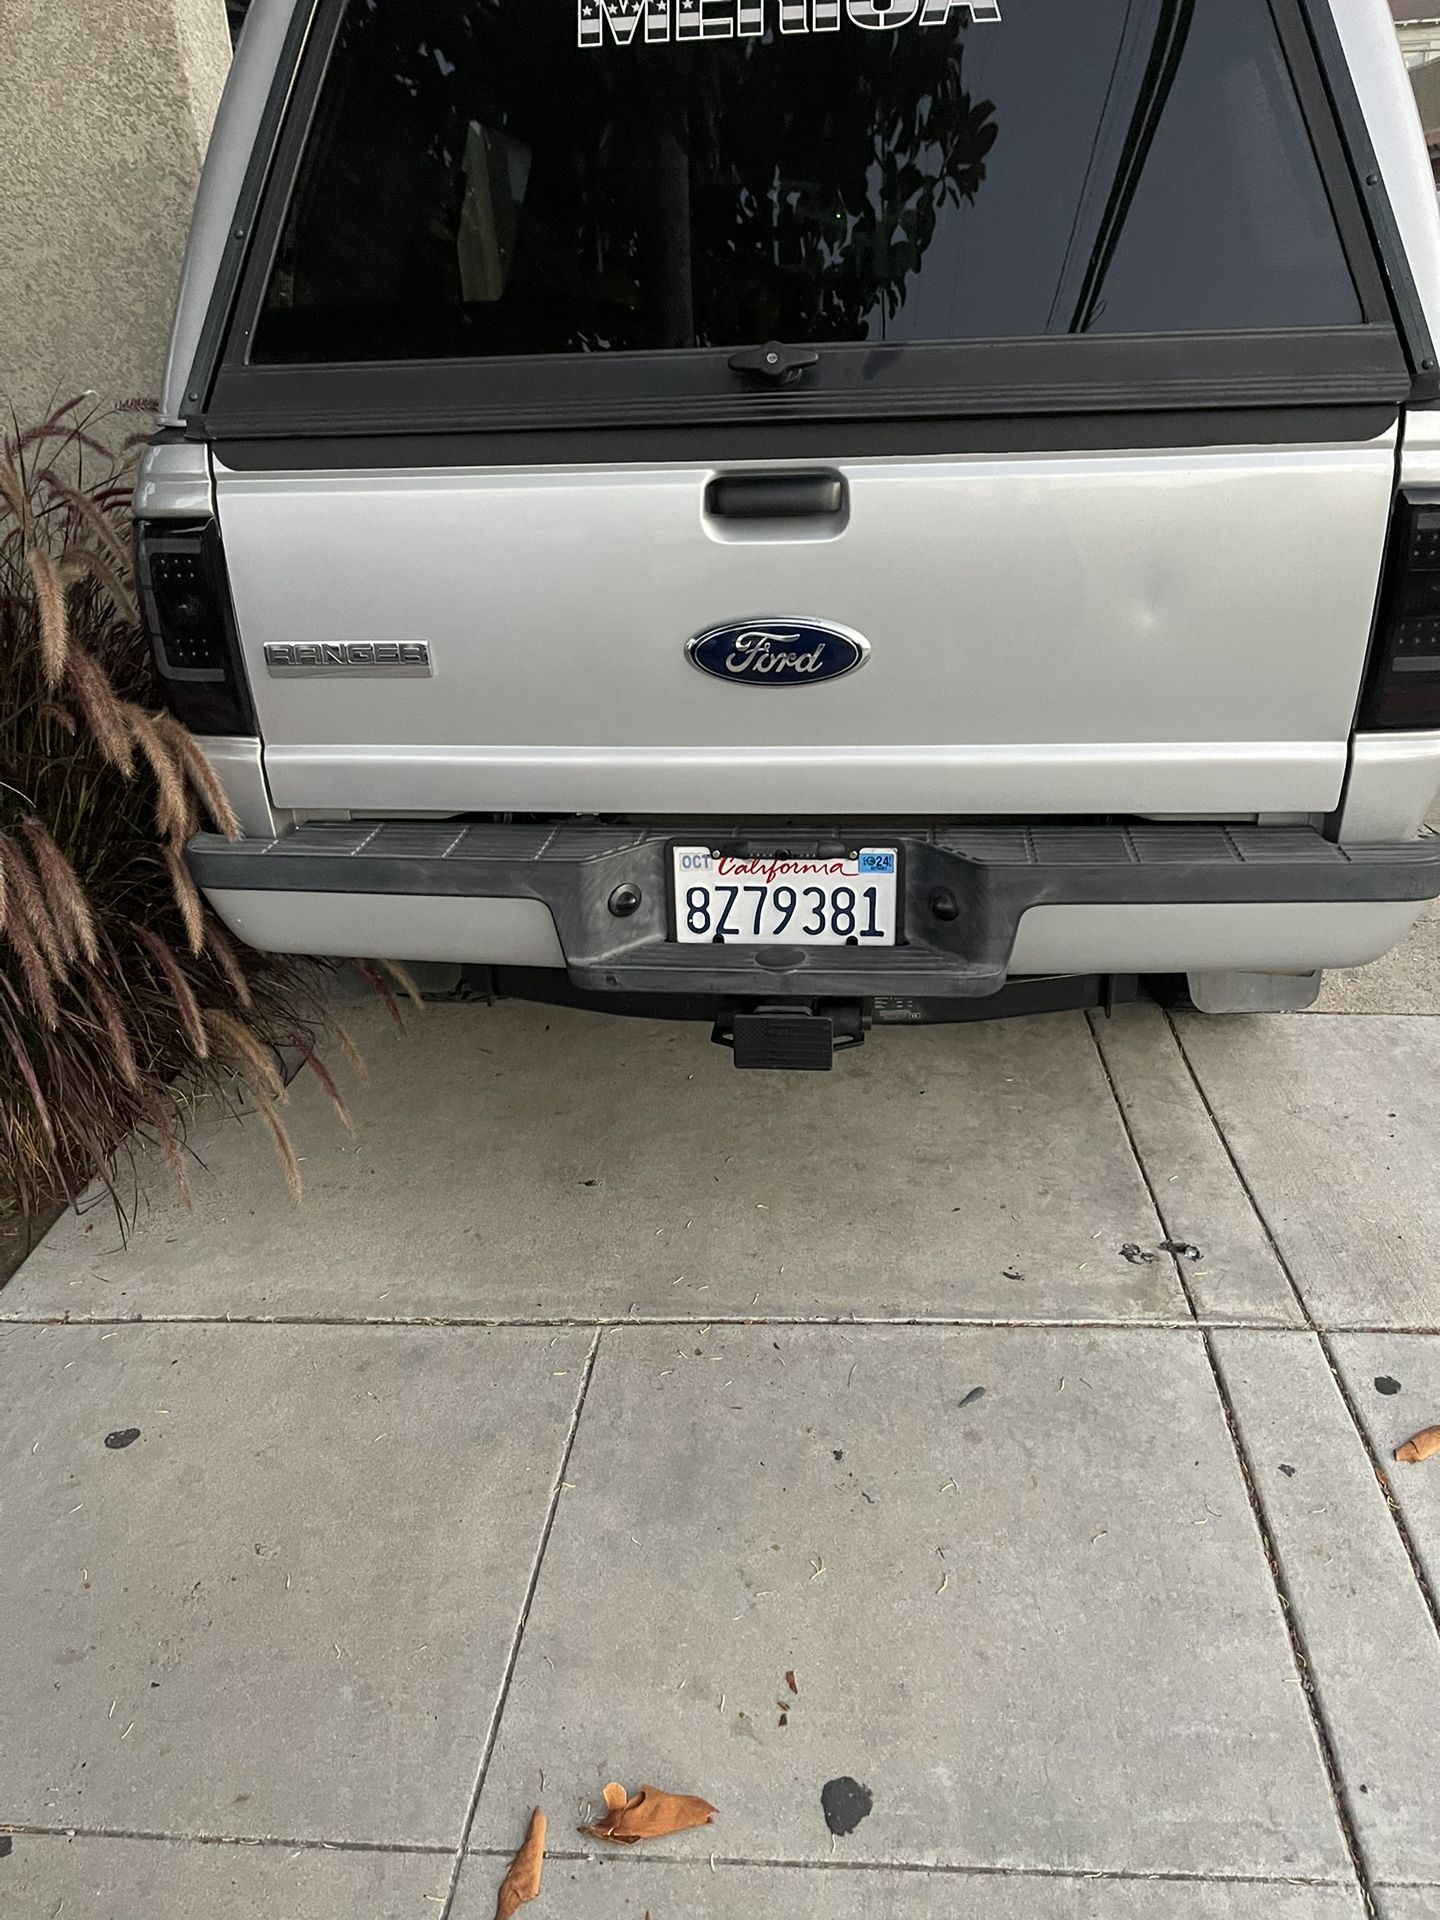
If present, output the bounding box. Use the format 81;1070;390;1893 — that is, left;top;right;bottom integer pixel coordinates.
189;819;1440;1000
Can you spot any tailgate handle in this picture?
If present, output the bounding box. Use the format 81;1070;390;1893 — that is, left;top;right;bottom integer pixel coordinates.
705;472;845;519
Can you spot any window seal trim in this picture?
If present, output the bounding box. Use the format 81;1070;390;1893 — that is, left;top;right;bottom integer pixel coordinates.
191;0;1421;439
209;403;1400;472
204;327;1409;439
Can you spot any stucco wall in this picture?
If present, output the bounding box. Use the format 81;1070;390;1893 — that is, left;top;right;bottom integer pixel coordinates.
0;0;231;425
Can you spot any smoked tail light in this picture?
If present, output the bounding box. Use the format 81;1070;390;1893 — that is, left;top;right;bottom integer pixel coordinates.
136;519;257;736
1359;489;1440;731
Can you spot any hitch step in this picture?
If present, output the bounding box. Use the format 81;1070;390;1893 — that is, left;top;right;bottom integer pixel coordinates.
715;1002;867;1071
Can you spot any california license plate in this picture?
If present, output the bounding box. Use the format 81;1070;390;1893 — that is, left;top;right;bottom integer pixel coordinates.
672;847;898;946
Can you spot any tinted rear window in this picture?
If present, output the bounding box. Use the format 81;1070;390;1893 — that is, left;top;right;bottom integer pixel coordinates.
253;0;1362;365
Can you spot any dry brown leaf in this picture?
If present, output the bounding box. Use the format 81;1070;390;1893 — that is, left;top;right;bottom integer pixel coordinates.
495;1807;545;1920
1395;1426;1440;1465
785;1670;798;1695
582;1783;717;1846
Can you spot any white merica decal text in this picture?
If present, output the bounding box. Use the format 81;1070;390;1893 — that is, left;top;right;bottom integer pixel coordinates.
579;0;1001;49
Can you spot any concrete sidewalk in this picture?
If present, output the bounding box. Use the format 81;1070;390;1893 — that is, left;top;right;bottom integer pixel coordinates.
3;998;1440;1919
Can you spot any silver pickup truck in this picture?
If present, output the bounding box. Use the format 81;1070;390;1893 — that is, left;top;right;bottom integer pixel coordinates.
141;0;1440;1067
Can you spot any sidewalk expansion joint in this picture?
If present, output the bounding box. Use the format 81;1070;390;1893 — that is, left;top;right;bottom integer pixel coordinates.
0;1312;1271;1331
0;1823;1362;1888
1201;1338;1378;1916
1088;1014;1377;1917
467;1845;1359;1887
1084;1014;1198;1328
437;1326;602;1920
0;1822;450;1856
1161;1010;1440;1659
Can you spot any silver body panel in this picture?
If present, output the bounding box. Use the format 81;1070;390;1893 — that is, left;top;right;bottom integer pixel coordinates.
202;888;1422;978
1007;900;1423;975
215;440;1394;818
193;736;287;840
256;738;1348;821
1340;730;1440;842
206;889;565;965
135;441;213;520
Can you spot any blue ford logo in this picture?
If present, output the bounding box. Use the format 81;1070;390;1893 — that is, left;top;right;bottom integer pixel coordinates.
687;619;869;686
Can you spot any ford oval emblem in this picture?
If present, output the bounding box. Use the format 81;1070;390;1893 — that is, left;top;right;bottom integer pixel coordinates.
686;618;869;687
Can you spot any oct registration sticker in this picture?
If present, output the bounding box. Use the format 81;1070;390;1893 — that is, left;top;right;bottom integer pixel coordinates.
673;847;898;947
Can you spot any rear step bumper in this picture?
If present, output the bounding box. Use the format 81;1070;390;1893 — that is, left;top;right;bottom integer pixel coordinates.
188;821;1440;1000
